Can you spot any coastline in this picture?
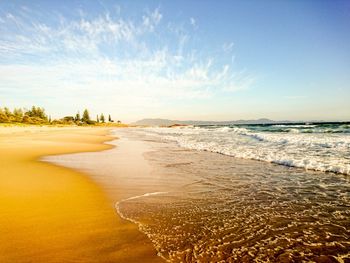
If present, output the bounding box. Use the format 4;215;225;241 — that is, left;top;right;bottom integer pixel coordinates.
3;126;348;262
0;126;162;263
63;128;350;262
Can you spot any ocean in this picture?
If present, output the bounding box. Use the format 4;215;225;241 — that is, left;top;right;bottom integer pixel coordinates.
117;124;350;262
46;125;350;262
138;123;350;175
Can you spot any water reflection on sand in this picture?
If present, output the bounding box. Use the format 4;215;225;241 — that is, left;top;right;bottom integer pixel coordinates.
117;129;350;262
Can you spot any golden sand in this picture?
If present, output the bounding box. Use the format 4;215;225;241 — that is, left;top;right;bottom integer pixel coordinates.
0;126;162;263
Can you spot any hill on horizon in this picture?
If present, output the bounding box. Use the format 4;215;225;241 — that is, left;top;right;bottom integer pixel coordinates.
131;118;289;126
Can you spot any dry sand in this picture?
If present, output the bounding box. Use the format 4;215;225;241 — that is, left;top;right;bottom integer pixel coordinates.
0;126;162;263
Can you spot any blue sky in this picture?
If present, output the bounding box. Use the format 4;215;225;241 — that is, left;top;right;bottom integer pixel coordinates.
0;0;349;122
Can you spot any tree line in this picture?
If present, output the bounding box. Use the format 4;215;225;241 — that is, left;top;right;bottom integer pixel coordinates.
0;106;121;125
0;106;48;124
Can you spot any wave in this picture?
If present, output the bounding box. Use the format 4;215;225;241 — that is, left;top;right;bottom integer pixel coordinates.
229;124;349;134
172;123;350;134
138;126;350;175
115;192;169;260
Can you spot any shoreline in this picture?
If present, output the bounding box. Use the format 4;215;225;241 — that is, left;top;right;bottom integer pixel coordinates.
0;126;162;262
87;128;350;262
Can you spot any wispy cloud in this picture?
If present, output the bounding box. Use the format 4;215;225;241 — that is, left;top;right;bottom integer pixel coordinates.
222;42;234;53
0;5;254;120
190;17;198;29
142;8;162;32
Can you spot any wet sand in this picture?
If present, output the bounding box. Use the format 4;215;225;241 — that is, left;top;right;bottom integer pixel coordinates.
119;129;350;262
27;127;350;262
48;128;350;262
0;126;162;263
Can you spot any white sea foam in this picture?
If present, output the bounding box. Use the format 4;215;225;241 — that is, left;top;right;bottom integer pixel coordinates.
116;192;168;217
115;192;169;224
115;191;170;261
113;129;350;261
136;126;350;175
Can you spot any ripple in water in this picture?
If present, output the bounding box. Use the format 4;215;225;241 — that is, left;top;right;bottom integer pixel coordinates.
117;136;350;262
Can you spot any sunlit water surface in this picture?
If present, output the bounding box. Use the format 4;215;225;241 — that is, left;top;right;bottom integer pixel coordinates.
116;129;350;262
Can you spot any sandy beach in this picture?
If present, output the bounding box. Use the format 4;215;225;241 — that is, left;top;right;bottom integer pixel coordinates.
0;126;162;263
1;1;349;261
48;127;349;262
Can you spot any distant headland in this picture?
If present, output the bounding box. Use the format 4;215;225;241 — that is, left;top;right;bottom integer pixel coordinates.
132;118;349;126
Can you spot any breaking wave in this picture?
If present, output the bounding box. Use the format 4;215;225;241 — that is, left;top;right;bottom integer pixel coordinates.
136;124;350;175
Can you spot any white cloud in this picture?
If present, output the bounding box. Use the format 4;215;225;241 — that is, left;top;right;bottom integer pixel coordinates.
0;11;139;58
6;13;15;19
142;7;162;32
0;7;254;120
190;17;197;28
222;42;234;52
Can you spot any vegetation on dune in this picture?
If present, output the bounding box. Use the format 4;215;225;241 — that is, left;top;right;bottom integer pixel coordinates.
0;106;48;124
100;113;105;123
0;106;123;126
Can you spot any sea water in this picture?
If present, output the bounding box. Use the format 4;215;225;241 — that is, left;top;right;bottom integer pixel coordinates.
44;127;350;262
116;125;350;262
137;123;350;175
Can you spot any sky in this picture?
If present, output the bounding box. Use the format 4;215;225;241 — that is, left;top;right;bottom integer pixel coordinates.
0;0;349;122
